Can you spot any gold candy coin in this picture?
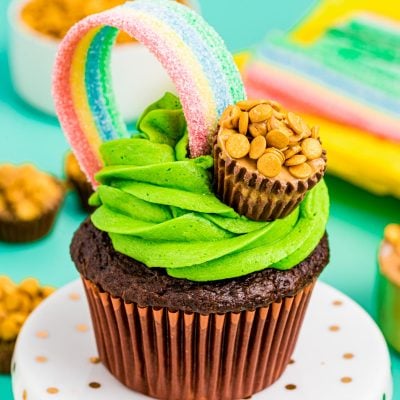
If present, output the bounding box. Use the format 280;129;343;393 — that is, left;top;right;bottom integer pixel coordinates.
289;163;312;179
265;129;289;149
236;99;260;111
249;136;266;160
265;148;285;164
225;134;250;159
287;111;305;135
249;122;267;137
285;154;307;166
257;153;282;178
384;224;400;245
238;111;249;134
301;138;323;160
284;145;301;160
249;104;273;123
311;125;320;139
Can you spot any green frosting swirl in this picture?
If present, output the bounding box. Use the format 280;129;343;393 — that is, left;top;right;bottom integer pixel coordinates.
90;93;329;282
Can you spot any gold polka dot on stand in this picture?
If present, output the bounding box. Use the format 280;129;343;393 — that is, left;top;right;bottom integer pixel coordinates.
76;324;89;332
332;300;343;306
343;353;354;359
69;292;80;301
329;325;340;332
89;356;101;364
89;382;101;389
36;330;49;339
341;377;352;384
285;384;297;390
22;389;27;400
35;356;48;363
46;387;59;394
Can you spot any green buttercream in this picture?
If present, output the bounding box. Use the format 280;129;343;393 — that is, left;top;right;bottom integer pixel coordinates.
90;92;329;282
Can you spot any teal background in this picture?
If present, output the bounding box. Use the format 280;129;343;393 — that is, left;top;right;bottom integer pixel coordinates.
0;0;399;398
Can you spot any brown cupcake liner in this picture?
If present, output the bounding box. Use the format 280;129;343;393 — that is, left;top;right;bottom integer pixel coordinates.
213;144;325;221
83;278;315;400
0;339;15;374
0;203;62;243
68;176;95;213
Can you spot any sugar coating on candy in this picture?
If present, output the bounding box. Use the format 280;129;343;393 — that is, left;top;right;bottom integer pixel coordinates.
53;0;245;187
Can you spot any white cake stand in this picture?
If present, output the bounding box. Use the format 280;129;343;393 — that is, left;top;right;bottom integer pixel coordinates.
12;280;392;400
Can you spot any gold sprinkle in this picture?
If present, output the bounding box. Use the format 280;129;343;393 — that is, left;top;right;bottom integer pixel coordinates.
333;300;343;306
343;353;354;360
35;356;48;363
341;377;352;384
329;325;340;332
36;330;48;338
285;384;297;390
89;382;101;389
68;292;80;301
76;324;89;332
89;356;101;364
46;387;59;394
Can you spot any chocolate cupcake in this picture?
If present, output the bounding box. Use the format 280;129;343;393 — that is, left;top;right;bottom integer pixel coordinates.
214;100;326;221
65;152;94;212
0;164;64;242
67;93;330;400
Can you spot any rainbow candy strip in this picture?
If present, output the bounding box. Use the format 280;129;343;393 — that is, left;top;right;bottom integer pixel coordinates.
53;0;245;187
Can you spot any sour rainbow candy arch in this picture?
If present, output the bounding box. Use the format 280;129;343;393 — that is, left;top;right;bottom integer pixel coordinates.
53;0;246;187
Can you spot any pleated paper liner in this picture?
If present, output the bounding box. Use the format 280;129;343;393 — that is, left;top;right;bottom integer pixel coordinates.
0;205;62;243
213;144;325;221
68;176;95;213
0;339;15;374
83;278;315;400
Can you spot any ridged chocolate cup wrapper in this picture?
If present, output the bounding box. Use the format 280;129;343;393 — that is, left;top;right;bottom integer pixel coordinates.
0;339;15;374
213;143;325;221
67;176;95;213
83;278;315;400
0;202;63;243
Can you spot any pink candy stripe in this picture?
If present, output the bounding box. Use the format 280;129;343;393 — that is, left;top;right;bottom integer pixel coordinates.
53;7;212;188
53;27;102;188
244;64;400;143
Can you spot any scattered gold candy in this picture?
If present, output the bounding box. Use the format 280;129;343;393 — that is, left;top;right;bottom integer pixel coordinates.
218;99;324;180
257;153;282;178
285;154;307;167
0;276;54;342
225;134;250;159
289;163;312;179
265;130;289;149
238;111;249;135
249;136;266;160
301;138;323;160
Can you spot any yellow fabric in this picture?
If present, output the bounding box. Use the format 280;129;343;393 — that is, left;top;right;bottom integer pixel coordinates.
303;114;400;197
291;0;400;44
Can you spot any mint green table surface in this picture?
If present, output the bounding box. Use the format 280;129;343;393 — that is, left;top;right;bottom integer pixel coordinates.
0;0;399;399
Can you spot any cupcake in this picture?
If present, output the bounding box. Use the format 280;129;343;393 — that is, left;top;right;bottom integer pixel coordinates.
0;164;64;243
378;223;400;352
0;276;55;373
71;93;330;400
214;99;327;221
53;2;330;399
65;152;94;212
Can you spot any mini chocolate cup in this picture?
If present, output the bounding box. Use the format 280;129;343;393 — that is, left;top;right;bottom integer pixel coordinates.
0;204;62;243
0;340;15;374
83;278;315;400
68;176;95;213
213;144;325;221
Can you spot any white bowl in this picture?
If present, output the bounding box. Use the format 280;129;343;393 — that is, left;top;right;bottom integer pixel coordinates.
8;0;199;121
